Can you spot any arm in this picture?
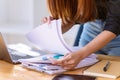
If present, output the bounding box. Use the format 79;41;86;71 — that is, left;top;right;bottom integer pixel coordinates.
76;30;116;59
52;31;116;70
64;31;116;69
104;0;120;35
51;0;120;70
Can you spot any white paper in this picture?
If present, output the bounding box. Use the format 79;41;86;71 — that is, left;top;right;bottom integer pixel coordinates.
26;19;75;55
19;53;98;75
23;19;99;74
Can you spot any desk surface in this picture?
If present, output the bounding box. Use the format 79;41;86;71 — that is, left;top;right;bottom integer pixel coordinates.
0;54;120;80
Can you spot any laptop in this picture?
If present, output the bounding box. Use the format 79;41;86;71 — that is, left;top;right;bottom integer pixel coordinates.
0;33;45;64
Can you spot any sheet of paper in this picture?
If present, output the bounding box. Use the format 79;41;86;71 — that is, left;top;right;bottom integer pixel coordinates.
26;19;74;55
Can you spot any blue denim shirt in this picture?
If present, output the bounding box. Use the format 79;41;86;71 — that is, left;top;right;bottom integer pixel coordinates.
79;20;120;56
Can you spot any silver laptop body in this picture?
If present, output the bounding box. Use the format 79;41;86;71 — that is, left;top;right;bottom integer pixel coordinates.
0;33;37;64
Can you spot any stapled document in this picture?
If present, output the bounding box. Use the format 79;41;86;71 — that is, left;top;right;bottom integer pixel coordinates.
19;53;98;75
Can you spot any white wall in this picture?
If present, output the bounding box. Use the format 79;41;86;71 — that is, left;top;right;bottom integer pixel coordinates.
33;0;49;27
0;0;50;27
0;0;51;44
0;0;78;46
0;0;7;24
7;0;33;25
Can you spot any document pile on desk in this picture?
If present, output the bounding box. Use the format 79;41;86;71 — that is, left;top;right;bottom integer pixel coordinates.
19;53;98;75
19;19;98;74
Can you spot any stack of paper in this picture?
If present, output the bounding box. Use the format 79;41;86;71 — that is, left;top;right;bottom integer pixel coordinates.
21;19;98;74
19;53;98;75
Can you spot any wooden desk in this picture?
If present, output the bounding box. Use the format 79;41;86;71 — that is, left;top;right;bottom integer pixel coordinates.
0;54;120;80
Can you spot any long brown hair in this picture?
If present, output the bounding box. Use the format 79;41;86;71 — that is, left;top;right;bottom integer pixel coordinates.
47;0;78;24
76;0;97;23
47;0;107;24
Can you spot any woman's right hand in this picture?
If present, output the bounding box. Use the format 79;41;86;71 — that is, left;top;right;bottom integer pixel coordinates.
42;16;54;24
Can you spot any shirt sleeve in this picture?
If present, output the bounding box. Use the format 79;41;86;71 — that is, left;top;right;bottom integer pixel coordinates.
104;0;120;36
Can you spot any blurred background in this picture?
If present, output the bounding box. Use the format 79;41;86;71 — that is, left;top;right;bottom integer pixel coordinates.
0;0;79;47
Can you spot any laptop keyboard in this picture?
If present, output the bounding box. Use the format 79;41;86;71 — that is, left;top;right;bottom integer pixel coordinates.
8;48;34;61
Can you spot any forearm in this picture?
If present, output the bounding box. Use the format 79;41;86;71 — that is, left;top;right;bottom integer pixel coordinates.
77;30;116;58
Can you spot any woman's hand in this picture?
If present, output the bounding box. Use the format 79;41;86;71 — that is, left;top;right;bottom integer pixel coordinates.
51;52;84;70
42;16;54;24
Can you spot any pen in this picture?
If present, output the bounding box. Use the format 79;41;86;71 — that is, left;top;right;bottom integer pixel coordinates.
103;61;110;72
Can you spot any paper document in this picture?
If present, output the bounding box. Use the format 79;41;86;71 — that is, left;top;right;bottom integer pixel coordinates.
26;19;76;55
19;53;98;75
23;19;99;74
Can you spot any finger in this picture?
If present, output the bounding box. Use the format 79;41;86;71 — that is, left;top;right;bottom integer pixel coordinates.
64;53;69;57
47;16;53;24
53;54;71;65
54;59;64;65
48;57;56;64
49;54;71;65
64;60;75;65
49;57;64;66
63;65;75;70
50;16;54;20
62;54;72;61
42;17;48;23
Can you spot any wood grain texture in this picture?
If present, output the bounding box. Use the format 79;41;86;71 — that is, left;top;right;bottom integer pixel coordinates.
0;54;120;80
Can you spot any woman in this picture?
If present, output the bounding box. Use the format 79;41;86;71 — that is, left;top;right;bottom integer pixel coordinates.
43;0;120;70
